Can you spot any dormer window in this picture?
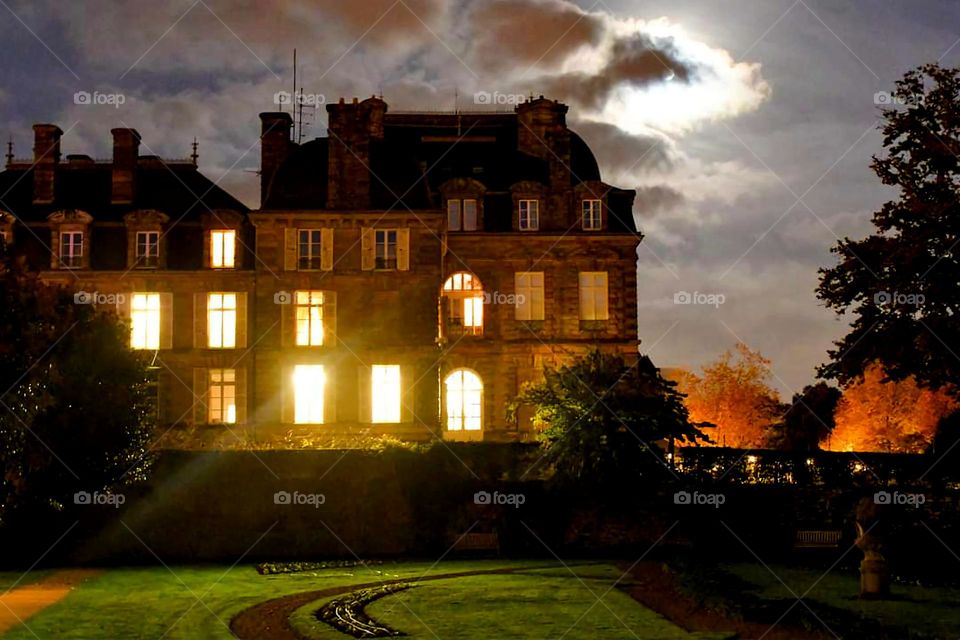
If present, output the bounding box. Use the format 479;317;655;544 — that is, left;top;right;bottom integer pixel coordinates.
582;199;602;230
60;231;83;268
136;231;159;268
519;199;539;230
376;229;398;270
211;230;236;268
447;199;478;231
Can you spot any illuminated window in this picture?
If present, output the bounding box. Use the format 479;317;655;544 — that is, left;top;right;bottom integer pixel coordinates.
131;293;161;349
442;272;484;336
579;272;609;320
518;200;539;230
295;291;324;346
208;369;236;424
447;199;477;231
515;272;544;321
207;293;237;348
298;229;322;270
371;365;401;423
445;369;482;431
375;229;398;269
60;231;83;268
211;230;236;268
293;364;325;424
582;199;602;230
136;231;159;268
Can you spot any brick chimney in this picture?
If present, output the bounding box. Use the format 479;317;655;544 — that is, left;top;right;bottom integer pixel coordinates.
259;112;293;207
111;128;141;204
326;96;387;209
32;124;62;205
516;97;571;229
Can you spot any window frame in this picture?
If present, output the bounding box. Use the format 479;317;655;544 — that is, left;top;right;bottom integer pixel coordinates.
375;229;398;270
131;292;161;350
293;364;325;424
135;230;160;268
207;368;237;424
294;290;324;346
447;198;478;231
514;271;545;321
207;292;238;349
518;199;539;231
371;364;402;424
297;229;323;271
578;271;610;321
582;199;602;231
210;229;236;269
60;230;83;268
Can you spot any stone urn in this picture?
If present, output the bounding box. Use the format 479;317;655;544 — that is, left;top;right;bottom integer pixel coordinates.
855;496;889;598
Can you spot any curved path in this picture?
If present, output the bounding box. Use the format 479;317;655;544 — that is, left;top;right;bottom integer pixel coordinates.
230;564;600;640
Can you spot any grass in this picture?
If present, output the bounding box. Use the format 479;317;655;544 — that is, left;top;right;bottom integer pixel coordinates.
723;563;960;639
0;561;729;639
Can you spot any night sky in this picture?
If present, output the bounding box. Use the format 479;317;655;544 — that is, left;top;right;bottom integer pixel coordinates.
3;0;959;395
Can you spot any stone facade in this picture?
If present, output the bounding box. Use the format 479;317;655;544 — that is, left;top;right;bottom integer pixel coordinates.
0;95;641;446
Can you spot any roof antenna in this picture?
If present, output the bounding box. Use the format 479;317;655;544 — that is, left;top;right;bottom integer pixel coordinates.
292;48;298;141
190;137;199;166
5;137;12;168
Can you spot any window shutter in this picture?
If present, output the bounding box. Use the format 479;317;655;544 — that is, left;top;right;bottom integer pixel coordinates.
235;292;248;348
360;227;375;271
284;227;298;271
400;365;415;424
357;365;371;423
447;200;461;230
322;291;337;346
532;272;545;320
515;273;527;321
597;273;609;320
579;273;592;320
324;372;336;424
463;200;477;231
159;292;174;349
280;295;295;347
396;228;410;271
193;293;207;348
192;368;208;426
280;366;294;424
321;228;334;271
235;366;248;424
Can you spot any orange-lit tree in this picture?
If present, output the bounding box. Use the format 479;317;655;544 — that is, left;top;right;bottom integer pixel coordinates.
671;343;782;448
827;362;957;452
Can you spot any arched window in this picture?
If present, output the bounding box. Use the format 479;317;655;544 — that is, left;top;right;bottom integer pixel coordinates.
442;272;484;336
444;369;482;431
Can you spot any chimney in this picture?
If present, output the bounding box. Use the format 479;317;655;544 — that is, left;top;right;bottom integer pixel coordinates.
259;112;293;207
111;128;141;204
326;96;386;209
32;124;62;205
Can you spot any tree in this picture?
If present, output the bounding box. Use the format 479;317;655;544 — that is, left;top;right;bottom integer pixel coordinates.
0;256;154;526
766;383;842;451
827;362;956;452
818;63;960;394
671;343;782;448
513;350;709;487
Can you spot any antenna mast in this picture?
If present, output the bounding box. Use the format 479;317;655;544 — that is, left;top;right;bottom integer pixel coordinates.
292;48;297;141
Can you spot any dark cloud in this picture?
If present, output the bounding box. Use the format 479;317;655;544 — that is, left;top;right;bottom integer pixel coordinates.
570;120;675;177
467;0;605;72
536;33;691;110
635;185;685;218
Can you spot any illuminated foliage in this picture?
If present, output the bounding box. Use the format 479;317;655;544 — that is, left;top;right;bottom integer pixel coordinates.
828;362;957;453
672;343;782;448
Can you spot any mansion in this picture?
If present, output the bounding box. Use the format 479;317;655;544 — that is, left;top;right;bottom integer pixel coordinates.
0;96;640;443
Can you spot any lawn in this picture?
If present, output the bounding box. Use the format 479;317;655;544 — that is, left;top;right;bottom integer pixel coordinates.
723;563;960;639
0;561;730;639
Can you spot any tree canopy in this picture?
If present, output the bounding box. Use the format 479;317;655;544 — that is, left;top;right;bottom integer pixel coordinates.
818;63;960;394
514;350;709;487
